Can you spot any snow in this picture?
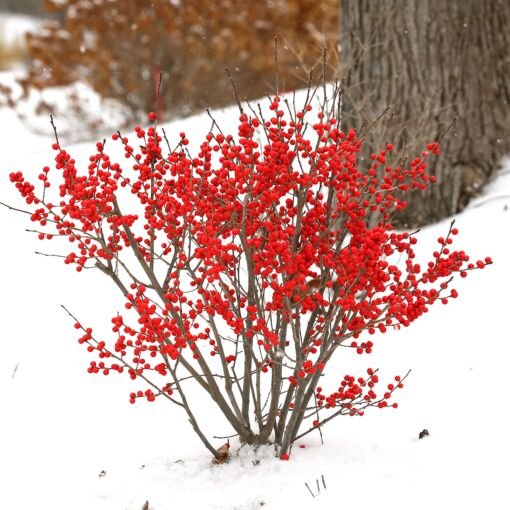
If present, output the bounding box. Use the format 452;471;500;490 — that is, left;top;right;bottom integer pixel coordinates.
0;13;41;46
1;71;509;509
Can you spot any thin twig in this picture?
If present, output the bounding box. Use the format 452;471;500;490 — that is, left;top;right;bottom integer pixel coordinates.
274;36;279;96
213;433;239;440
0;201;31;215
35;251;66;258
437;117;457;142
322;48;327;102
314;395;324;445
225;67;243;114
49;114;61;149
155;70;163;122
360;106;391;138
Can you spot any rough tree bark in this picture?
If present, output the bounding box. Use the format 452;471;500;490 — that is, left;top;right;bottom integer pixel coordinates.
339;0;510;226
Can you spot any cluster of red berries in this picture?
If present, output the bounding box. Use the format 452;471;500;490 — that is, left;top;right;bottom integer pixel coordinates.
314;369;404;417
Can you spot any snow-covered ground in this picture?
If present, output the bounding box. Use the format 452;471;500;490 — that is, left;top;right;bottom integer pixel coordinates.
0;13;42;46
1;69;509;509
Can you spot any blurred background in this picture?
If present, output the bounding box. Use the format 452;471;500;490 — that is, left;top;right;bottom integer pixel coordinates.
0;0;508;226
1;0;338;119
0;0;45;16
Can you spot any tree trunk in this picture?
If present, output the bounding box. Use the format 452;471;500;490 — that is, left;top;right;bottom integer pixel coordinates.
339;0;510;227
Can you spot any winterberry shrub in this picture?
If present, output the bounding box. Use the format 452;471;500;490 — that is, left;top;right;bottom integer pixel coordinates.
9;89;490;460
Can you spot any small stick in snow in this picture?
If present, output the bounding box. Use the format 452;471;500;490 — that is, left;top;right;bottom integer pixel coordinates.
472;194;510;209
12;363;19;379
419;429;429;439
305;475;327;498
305;482;315;498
